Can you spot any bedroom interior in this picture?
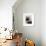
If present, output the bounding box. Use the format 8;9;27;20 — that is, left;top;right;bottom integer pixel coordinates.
0;0;46;46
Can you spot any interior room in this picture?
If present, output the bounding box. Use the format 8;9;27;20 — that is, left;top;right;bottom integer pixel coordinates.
0;0;46;46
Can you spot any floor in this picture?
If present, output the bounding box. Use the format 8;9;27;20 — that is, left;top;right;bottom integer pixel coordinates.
0;39;16;46
0;33;23;46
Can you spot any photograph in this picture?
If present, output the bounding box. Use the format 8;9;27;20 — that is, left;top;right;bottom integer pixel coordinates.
23;13;34;26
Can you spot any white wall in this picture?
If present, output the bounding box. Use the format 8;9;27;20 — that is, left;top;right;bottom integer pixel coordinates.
13;0;41;46
41;0;46;46
13;0;46;46
0;0;16;30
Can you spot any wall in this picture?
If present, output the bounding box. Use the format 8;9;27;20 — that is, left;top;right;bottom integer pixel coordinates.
41;0;46;46
13;0;41;46
0;0;16;30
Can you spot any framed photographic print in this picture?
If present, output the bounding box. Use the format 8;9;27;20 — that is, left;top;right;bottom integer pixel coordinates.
23;13;34;26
